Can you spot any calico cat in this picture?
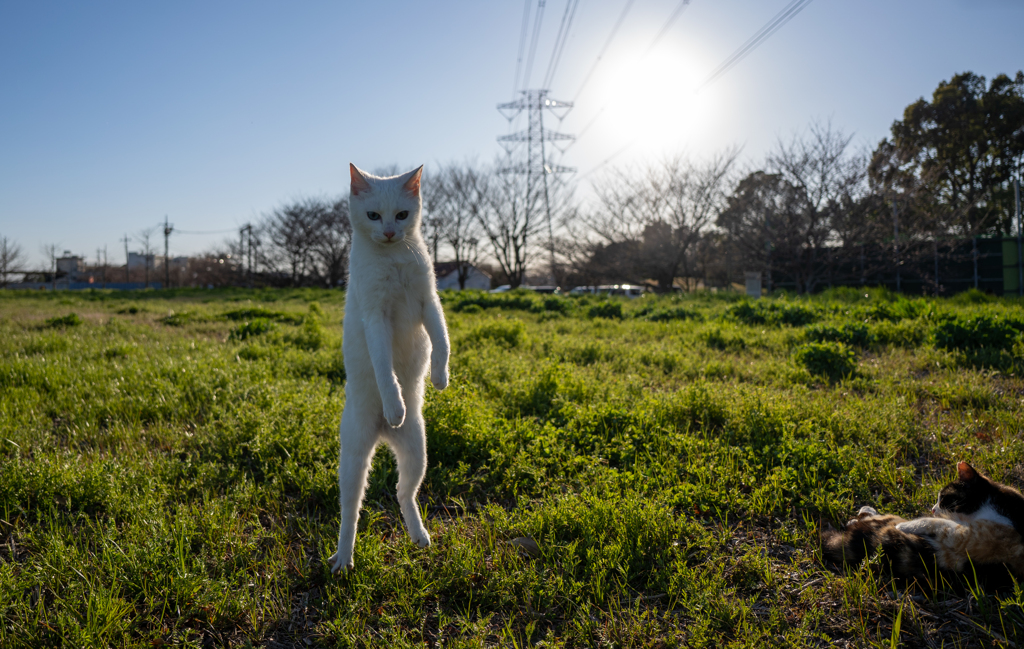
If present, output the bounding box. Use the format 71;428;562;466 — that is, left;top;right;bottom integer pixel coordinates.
327;164;450;575
823;462;1024;584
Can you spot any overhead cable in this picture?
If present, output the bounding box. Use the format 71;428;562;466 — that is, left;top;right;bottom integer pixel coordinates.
697;0;814;91
542;0;581;90
572;0;635;103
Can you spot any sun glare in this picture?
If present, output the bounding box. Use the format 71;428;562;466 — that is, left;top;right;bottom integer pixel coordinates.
580;39;723;163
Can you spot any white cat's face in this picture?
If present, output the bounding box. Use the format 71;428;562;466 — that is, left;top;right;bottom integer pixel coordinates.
349;164;422;247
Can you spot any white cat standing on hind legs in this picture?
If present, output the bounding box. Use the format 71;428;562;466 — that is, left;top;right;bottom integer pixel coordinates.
328;163;450;575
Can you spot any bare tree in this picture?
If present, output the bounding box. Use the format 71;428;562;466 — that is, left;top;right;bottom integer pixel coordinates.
762;121;867;292
426;163;489;289
311;198;352;287
40;243;59;290
478;167;547;288
0;236;25;287
263;199;322;286
587;151;738;291
138;227;157;288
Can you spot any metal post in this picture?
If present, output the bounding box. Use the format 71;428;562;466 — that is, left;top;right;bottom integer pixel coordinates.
163;216;172;290
122;234;130;283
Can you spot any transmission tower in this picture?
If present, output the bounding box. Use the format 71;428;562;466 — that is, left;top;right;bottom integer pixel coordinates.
497;89;574;284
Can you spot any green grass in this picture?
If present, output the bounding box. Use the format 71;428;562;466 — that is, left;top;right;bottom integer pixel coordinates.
1;286;1023;647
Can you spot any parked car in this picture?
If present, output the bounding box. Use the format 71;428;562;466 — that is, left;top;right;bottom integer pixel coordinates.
488;285;561;294
569;284;646;298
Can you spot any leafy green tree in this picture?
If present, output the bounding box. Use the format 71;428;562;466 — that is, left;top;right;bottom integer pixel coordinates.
869;71;1024;237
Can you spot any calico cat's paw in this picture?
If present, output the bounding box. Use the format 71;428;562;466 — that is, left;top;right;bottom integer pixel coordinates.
327;552;354;575
431;364;449;391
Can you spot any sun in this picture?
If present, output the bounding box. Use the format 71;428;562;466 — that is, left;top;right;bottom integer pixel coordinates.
578;38;724;163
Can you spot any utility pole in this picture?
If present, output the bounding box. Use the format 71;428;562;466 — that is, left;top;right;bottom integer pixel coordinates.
121;234;130;284
103;246;108;289
163;215;173;290
247;224;254;287
497;89;575;285
892;201;900;293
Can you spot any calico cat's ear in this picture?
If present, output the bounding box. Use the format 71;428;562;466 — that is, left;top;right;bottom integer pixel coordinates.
350;164;372;197
957;461;978;481
402;166;423;198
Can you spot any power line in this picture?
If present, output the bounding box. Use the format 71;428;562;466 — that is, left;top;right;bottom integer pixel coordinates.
645;0;691;55
521;0;547;90
697;0;814;91
511;0;533;98
579;141;633;179
542;0;581;90
174;227;240;235
572;0;635;103
566;0;691;152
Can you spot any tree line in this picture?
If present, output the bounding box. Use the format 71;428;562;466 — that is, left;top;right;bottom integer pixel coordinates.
230;70;1021;294
3;71;1021;293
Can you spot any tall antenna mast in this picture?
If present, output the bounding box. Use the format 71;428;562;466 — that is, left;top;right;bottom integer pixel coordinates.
497;89;575;284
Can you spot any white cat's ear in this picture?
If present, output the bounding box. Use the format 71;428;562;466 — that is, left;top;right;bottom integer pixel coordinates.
957;461;978;481
350;164;372;197
402;166;423;198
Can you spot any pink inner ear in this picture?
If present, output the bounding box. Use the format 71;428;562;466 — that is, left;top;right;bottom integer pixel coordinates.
350;164;372;196
957;461;977;481
403;167;422;197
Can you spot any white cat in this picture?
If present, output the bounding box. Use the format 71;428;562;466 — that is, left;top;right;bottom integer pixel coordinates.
327;164;450;574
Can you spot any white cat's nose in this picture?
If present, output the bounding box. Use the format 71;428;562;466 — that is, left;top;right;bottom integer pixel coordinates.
384;231;395;240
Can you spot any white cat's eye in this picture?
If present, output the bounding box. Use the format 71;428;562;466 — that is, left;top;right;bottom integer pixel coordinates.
396;211;409;221
367;212;381;220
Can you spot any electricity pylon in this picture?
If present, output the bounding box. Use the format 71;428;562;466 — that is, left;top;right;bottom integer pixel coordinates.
497;89;574;284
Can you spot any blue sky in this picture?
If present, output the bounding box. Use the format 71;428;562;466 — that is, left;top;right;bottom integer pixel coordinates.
2;0;1022;267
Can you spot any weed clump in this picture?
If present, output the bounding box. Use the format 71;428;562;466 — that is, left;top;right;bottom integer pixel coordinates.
44;313;82;328
793;341;856;380
933;315;1018;351
805;322;874;347
726;301;818;327
229;318;275;341
635;305;699;322
463;319;526;348
587;301;623;319
160;311;194;326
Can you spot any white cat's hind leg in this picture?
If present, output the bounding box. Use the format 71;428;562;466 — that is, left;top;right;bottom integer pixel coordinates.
385;410;431;549
329;409;380;575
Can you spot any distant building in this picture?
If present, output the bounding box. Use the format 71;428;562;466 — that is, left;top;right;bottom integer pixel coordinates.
435;262;491;290
56;251;83;276
128;252;155;270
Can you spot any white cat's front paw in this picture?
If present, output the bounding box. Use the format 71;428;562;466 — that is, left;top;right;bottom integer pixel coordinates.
409;529;431;549
327;551;354;575
382;395;406;428
431;365;449;391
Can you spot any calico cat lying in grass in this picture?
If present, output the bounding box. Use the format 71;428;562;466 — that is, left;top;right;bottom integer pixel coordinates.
823;462;1024;587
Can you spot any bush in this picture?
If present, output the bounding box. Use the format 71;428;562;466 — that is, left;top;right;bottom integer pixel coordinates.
44;313;82;328
636;305;699;322
725;301;818;327
587;301;623;320
229;318;275;341
793;342;856;380
933;315;1017;351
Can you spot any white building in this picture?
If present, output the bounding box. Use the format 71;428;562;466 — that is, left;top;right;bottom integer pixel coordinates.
435;262;491;290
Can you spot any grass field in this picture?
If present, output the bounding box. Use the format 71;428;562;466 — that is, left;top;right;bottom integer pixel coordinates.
1;286;1023;648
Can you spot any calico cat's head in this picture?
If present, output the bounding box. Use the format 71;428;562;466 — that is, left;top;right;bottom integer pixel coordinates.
933;461;1024;533
348;164;423;246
